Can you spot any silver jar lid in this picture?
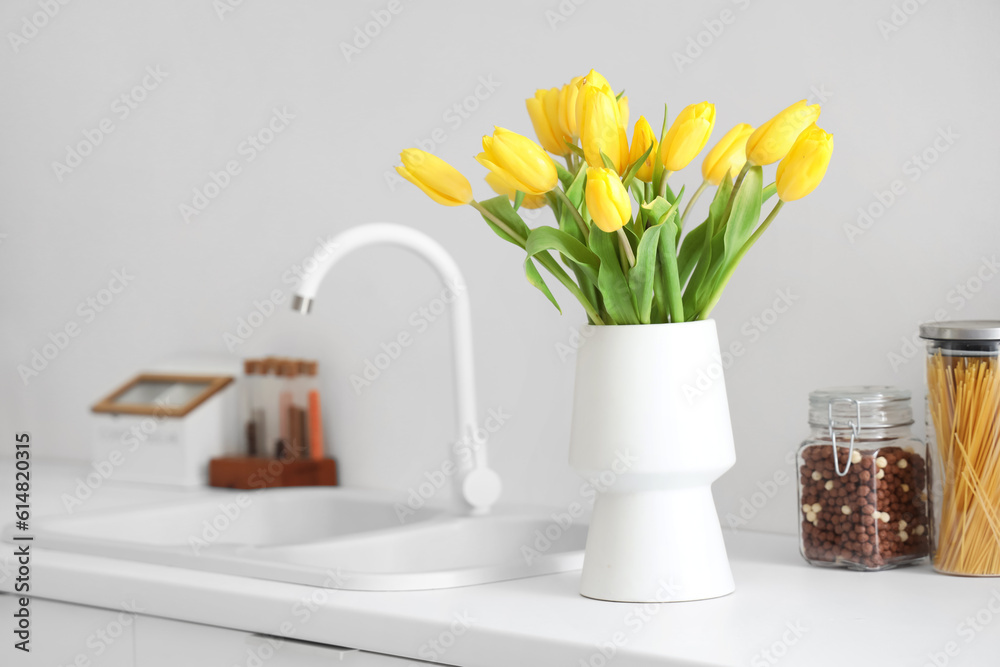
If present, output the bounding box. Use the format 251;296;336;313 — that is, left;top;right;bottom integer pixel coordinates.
808;386;913;429
919;320;1000;341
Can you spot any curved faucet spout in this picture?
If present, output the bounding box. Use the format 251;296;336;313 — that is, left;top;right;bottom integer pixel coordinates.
292;223;501;514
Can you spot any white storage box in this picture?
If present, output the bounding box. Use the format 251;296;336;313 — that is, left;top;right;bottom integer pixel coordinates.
91;373;237;486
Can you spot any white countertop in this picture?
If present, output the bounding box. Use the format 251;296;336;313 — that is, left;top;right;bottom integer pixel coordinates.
3;460;1000;666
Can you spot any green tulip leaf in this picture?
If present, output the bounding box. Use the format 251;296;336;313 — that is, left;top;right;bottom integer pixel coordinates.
589;229;639;325
599;150;617;172
678;175;732;287
628;224;661;324
630;181;646;207
523;256;561;314
525;227;600;287
513;190;525;212
641;195;681;228
478;195;531;248
555;162;574;189
721;166;764;271
663;181;678;205
657;223;684;322
565;142;586;161
677;219;707;288
669;185;685;236
565;165;587;208
688;165;762;313
621;143;653;190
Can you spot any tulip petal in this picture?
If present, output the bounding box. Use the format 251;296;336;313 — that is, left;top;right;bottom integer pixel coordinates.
397;149;472;206
775;124;833;201
476;152;526;193
746;100;821;166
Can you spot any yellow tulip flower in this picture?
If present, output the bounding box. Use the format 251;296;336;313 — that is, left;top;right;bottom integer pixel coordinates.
660;102;716;172
526;88;570;156
574;69;612;133
476;127;557;196
745;100;821;166
585;167;631;233
617;94;629;129
579;85;629;173
701;123;754;185
396;148;472;206
484;172;547;209
775;124;834;202
628;116;659;183
557;76;582;140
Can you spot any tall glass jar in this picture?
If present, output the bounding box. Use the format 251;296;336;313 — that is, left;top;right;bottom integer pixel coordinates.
921;321;1000;576
797;386;929;571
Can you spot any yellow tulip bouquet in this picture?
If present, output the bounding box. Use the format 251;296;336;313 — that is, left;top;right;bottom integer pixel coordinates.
397;69;833;325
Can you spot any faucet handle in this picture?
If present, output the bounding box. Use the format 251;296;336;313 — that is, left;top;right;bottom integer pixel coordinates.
462;467;503;514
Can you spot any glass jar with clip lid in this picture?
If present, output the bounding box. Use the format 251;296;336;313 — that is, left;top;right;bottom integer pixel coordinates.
797;386;930;570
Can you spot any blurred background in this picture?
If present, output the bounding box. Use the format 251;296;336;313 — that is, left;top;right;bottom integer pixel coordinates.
1;0;997;534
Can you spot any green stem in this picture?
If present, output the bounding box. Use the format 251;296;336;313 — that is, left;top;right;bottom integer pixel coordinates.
718;162;752;232
698;199;785;319
565;153;577;174
469;200;605;325
552;187;589;242
616;227;635;268
470;200;526;246
679;180;710;232
658;170;673;199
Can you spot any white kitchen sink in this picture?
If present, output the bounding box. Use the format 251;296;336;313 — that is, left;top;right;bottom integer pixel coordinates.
9;487;586;591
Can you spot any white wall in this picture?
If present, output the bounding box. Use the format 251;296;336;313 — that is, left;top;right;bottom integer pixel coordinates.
2;0;998;535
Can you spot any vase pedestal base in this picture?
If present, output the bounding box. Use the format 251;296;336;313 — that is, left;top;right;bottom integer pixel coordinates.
579;486;735;603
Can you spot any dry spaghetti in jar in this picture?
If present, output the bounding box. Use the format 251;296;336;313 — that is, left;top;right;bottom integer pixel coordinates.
922;321;1000;576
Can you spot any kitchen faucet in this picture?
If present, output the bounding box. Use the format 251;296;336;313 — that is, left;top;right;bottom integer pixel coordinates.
291;223;502;515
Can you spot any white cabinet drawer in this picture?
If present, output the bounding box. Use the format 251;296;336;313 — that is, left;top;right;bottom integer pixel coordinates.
135;615;444;666
0;594;135;667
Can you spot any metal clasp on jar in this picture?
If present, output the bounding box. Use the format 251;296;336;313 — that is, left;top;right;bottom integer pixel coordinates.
828;398;863;477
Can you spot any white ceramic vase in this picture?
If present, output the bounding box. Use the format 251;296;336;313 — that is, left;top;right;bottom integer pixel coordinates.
568;320;736;603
